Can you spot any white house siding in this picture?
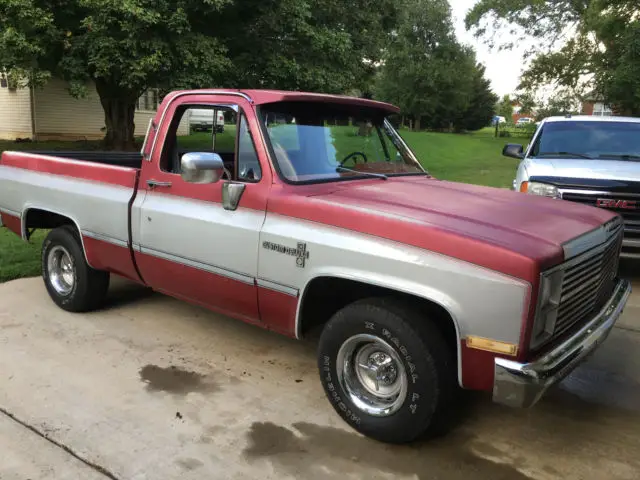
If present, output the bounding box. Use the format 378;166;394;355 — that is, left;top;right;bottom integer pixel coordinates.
33;79;155;140
0;86;33;140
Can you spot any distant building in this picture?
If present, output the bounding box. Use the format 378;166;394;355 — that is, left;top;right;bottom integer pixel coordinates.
581;91;614;116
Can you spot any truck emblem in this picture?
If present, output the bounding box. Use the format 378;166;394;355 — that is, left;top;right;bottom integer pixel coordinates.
596;198;637;210
262;241;310;268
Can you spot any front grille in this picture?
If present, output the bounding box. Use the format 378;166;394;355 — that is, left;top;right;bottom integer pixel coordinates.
560;190;640;247
551;219;623;342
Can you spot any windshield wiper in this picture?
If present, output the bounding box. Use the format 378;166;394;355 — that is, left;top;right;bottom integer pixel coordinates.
336;166;388;180
598;153;640;161
538;151;594;159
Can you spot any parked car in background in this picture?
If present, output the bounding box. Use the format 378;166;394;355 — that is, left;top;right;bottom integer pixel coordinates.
189;108;225;133
0;91;631;444
516;117;534;127
492;115;506;125
505;115;640;259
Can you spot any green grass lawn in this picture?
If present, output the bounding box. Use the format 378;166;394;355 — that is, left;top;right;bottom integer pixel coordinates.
0;229;45;282
403;127;524;188
0;126;526;283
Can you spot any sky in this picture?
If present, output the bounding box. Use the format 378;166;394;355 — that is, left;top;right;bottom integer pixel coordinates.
449;0;528;97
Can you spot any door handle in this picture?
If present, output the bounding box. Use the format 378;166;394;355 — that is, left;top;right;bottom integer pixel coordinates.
147;179;172;189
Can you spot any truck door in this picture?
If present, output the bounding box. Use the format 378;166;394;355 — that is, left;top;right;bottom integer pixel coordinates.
132;94;271;323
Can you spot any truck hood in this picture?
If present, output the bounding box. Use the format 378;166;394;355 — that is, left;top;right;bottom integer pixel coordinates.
526;158;640;182
295;176;617;276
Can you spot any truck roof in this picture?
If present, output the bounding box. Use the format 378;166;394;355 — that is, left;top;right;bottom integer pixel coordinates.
163;89;401;114
543;115;640;124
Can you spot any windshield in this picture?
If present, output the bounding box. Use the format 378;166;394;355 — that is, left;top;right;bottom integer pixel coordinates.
259;102;425;183
530;120;640;160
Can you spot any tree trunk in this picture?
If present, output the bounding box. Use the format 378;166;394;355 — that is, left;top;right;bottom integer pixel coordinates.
95;80;138;151
414;116;421;131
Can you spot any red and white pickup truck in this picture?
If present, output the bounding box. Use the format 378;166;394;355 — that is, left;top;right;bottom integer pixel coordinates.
0;89;632;443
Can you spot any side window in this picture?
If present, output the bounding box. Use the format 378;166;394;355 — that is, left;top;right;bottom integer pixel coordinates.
160;105;237;175
237;114;262;182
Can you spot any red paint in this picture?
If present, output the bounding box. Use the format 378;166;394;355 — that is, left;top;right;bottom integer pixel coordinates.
267;177;617;283
1;152;138;188
137;93;272;212
82;236;141;282
1;213;22;237
155;89;400;117
257;287;299;337
134;251;260;322
596;198;637;210
459;341;503;391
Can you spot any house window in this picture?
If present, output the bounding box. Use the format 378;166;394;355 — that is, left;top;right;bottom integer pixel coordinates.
136;89;160;112
592;102;613;116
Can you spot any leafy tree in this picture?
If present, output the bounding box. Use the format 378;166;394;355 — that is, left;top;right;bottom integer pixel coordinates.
1;0;231;150
0;0;399;149
213;0;400;95
375;0;459;130
456;62;498;131
375;0;495;131
515;92;536;116
465;0;640;116
534;90;581;120
496;94;513;121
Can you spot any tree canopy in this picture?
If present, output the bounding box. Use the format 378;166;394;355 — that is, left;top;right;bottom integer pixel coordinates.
1;0;499;145
495;94;513;121
0;0;399;148
465;0;640;116
374;0;497;131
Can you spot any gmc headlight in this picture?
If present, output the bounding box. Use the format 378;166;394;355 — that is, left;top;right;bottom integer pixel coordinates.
530;269;564;348
521;181;560;198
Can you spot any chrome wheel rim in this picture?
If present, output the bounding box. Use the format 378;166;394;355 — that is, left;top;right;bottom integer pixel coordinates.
336;334;408;417
47;246;75;296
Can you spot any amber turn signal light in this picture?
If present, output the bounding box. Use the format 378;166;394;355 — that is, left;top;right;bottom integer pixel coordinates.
519;181;528;193
466;336;518;356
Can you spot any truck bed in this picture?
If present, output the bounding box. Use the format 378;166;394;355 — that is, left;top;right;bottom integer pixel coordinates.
0;150;140;279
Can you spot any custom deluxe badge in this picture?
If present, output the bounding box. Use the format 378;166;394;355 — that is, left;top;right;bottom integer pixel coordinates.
262;241;310;268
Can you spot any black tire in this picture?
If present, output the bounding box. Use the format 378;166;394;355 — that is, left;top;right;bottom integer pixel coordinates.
317;297;457;444
41;226;110;312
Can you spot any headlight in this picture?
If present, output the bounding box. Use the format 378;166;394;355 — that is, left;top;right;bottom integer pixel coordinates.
520;181;560;198
530;269;564;348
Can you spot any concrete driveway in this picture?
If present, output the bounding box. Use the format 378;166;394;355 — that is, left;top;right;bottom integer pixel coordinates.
1;261;639;480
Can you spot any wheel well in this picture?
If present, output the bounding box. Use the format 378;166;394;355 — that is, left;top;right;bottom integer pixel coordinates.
298;277;458;355
23;209;77;240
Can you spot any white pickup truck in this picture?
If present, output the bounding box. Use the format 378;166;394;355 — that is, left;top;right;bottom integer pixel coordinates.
189;108;225;133
505;115;640;259
0;89;632;444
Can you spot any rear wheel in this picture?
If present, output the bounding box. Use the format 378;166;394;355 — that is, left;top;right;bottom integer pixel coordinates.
317;298;457;443
42;226;110;312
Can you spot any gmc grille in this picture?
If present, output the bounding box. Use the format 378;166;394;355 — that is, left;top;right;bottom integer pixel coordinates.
560;190;640;254
542;218;623;348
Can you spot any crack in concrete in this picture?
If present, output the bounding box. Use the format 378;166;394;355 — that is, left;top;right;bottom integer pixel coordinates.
614;324;640;334
0;405;121;480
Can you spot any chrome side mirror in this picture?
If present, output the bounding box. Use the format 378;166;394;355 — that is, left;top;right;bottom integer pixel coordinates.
181;152;225;184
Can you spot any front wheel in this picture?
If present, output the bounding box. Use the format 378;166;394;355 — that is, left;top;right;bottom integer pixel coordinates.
42;226;110;312
317;298;457;443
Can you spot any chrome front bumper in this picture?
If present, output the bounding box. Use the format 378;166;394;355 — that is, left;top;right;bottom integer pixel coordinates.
493;278;632;408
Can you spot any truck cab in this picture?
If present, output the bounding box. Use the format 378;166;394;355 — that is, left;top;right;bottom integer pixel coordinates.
505;115;640;259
